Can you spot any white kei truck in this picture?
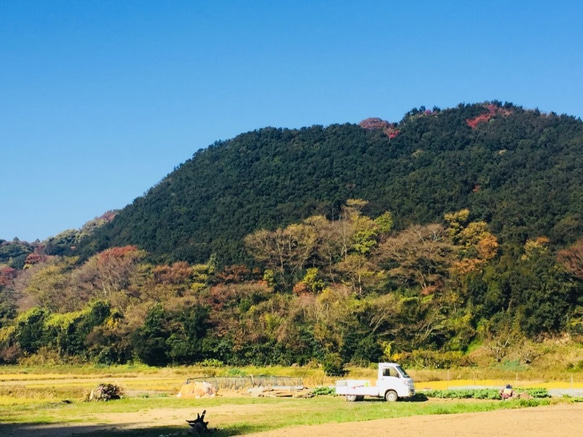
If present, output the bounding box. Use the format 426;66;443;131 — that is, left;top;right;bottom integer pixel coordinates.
335;362;415;402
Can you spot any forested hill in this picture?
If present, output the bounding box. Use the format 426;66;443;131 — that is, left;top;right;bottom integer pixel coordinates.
75;102;583;265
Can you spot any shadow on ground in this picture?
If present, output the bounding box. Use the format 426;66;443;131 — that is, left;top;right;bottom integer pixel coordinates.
0;422;256;436
346;393;429;403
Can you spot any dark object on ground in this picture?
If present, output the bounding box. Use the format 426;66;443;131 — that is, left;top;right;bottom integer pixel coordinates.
186;410;209;433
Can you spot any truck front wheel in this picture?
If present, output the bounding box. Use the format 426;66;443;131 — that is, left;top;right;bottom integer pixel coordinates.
384;390;398;402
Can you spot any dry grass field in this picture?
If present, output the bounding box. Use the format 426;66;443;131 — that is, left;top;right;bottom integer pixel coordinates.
0;365;582;436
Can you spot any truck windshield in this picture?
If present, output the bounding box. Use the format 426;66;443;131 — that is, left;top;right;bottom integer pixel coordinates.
395;365;410;378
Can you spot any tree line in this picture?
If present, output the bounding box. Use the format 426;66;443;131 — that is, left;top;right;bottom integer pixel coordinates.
1;200;582;370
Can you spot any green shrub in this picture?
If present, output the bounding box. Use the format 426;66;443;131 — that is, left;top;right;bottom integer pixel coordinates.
524;388;549;398
200;358;224;367
311;386;336;396
224;367;247;377
515;398;552;407
566;360;583;371
322;353;346;376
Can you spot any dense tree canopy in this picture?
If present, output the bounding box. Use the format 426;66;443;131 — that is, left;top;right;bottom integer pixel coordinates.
69;102;583;266
1;202;582;367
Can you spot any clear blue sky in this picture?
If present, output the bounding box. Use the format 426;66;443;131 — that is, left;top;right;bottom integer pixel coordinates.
2;0;582;242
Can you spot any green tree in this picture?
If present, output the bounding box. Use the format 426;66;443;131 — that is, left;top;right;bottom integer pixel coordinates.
132;304;171;366
14;307;50;354
167;305;210;364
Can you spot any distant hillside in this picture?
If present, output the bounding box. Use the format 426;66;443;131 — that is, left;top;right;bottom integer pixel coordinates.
74;102;583;265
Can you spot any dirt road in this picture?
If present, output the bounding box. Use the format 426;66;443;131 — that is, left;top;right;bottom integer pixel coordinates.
246;403;583;437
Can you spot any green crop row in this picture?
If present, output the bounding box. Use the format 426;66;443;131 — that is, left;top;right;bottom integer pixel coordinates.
422;387;550;399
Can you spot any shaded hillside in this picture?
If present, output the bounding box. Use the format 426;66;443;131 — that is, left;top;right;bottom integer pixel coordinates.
75;102;583;265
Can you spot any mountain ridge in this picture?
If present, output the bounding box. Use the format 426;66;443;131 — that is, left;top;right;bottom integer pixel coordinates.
54;101;583;266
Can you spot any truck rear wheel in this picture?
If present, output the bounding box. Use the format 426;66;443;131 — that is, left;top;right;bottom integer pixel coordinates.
384;390;398;402
346;395;358;402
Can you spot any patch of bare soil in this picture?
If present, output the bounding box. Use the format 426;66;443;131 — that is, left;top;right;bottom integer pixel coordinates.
246;403;583;437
